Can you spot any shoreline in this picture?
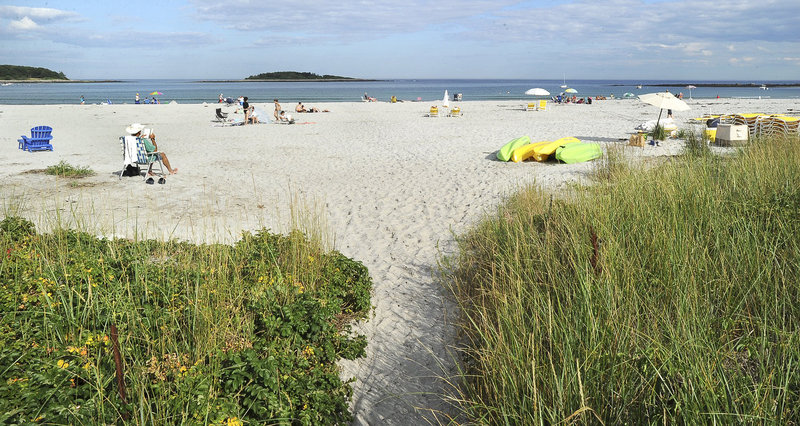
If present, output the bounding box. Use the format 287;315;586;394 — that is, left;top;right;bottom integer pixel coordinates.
0;79;124;83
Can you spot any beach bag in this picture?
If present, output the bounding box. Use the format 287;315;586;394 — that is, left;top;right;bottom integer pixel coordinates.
629;133;646;147
122;164;141;177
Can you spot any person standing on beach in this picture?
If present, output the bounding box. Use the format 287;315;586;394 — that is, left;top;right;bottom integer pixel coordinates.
242;97;253;124
273;99;281;122
80;95;85;104
135;93;140;104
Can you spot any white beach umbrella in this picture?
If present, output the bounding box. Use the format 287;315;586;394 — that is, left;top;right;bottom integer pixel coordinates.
686;85;696;99
639;91;690;129
525;88;550;96
443;90;449;108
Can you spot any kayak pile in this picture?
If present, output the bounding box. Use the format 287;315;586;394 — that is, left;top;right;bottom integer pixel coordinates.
496;136;603;164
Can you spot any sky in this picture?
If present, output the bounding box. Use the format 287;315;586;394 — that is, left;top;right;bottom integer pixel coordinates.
1;0;798;80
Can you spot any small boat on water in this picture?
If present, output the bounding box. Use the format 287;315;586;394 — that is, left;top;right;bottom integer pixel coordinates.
1;83;12;86
760;84;768;90
560;74;568;88
636;84;642;89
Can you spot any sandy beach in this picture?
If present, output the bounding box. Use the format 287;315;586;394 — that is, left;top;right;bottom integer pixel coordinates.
1;97;796;424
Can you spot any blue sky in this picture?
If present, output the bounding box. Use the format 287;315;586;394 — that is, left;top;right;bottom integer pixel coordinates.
1;0;798;80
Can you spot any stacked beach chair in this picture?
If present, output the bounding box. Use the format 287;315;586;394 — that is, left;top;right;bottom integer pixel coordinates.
18;125;54;152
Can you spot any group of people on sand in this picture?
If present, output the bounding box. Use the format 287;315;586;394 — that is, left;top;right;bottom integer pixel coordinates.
554;94;593;104
218;96;330;124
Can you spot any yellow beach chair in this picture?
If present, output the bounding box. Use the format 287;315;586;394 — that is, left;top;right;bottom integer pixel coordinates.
428;106;439;117
449;107;462;117
538;100;547;111
526;102;537;111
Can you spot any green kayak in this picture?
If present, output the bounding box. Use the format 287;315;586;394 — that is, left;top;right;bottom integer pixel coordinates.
496;136;531;161
555;143;603;164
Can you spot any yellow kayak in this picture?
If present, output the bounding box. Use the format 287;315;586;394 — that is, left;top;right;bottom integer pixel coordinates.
532;137;580;161
511;141;549;163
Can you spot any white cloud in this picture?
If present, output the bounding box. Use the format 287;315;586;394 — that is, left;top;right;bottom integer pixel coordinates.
188;0;520;37
9;16;38;31
0;6;80;21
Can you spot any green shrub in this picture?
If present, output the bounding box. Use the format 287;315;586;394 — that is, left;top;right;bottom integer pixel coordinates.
44;161;94;178
0;224;372;424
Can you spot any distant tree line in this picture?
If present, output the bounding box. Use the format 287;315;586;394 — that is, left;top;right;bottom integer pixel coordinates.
0;65;68;80
245;71;353;80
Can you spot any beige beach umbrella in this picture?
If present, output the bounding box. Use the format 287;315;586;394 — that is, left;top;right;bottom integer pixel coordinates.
639;91;690;129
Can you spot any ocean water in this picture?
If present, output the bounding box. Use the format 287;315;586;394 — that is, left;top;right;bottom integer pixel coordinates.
1;79;798;105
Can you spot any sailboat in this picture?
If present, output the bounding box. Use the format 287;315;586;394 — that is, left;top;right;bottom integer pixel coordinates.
560;74;568;88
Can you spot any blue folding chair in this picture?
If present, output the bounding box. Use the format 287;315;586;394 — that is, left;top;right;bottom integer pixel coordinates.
135;137;165;181
18;125;54;152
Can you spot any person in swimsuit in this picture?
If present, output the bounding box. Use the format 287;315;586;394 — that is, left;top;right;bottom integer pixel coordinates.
273;99;282;122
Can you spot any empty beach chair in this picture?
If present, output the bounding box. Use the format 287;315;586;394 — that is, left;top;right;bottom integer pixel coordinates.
428;106;439;117
215;108;228;122
214;107;243;126
449;107;462;117
18;125;54;152
526;102;537;111
538;100;547;111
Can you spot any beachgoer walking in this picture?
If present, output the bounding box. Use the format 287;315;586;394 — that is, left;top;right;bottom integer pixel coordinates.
273;99;281;122
80;95;85;104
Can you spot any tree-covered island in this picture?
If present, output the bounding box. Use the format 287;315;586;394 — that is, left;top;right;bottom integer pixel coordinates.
0;65;68;80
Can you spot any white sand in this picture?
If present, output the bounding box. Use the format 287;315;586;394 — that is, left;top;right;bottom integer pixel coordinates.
1;97;795;424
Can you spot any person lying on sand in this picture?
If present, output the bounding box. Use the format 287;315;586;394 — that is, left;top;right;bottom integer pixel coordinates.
296;102;329;113
278;111;295;124
125;123;178;175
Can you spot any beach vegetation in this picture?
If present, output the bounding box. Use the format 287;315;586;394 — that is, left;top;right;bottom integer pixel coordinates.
44;161;95;178
650;123;667;140
0;221;372;424
245;71;354;80
0;65;68;80
444;133;800;424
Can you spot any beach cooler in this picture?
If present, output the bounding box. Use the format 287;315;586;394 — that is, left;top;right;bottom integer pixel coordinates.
714;124;748;146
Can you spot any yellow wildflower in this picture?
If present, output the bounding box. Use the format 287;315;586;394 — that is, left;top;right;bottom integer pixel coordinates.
83;362;92;370
57;359;69;369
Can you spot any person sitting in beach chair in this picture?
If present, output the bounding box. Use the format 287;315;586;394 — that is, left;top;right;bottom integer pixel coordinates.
125;123;178;180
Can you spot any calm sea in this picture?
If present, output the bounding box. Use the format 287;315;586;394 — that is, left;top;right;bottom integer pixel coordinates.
1;79;798;105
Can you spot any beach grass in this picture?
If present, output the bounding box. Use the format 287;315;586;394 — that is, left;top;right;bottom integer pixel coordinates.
44;160;95;178
0;212;372;424
444;133;800;423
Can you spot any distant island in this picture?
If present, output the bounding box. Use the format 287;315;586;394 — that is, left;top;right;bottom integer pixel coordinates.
0;64;68;81
246;71;356;81
195;71;376;83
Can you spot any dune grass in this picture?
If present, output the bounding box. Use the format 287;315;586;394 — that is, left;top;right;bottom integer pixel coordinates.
44;161;95;178
0;216;372;424
444;133;800;424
